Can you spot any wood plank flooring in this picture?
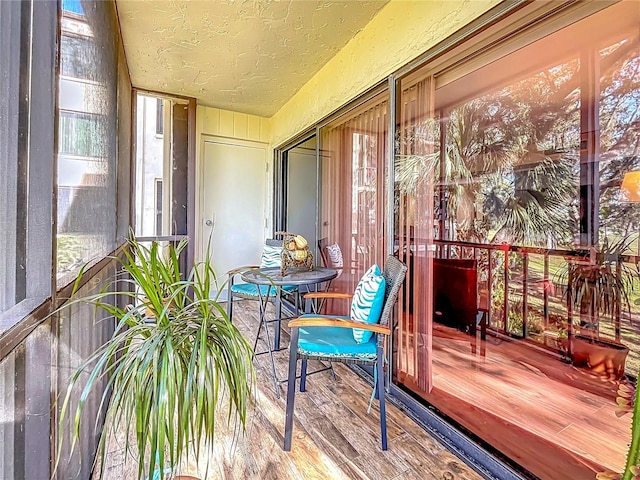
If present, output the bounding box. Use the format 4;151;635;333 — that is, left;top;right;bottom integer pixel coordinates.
398;322;631;479
98;301;484;480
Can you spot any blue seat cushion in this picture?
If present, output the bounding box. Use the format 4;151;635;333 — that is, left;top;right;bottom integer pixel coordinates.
296;315;378;361
231;283;297;298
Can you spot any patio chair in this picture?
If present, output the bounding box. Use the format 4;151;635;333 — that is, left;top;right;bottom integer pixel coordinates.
226;239;298;325
319;237;363;287
318;238;345;272
283;255;407;451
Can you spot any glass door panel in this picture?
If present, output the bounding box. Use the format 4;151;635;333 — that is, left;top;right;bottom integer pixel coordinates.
318;92;389;302
394;2;640;478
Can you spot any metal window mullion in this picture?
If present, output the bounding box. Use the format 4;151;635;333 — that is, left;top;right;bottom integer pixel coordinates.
0;0;22;312
14;0;32;305
579;47;600;248
385;74;396;390
26;0;55;302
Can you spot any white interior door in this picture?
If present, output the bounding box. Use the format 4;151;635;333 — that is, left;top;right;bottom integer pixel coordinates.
202;140;267;298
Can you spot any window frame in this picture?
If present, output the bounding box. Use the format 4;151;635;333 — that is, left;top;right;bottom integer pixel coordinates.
155;98;164;136
0;0;56;330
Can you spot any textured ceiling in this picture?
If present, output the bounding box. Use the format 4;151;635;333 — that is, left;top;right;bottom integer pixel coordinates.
116;0;389;117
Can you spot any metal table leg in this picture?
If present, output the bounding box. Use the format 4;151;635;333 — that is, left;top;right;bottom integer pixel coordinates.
274;287;282;350
253;286;282;398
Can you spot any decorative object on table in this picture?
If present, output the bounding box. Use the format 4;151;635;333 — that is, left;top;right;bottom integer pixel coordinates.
276;231;314;276
226;238;298;323
54;232;255;480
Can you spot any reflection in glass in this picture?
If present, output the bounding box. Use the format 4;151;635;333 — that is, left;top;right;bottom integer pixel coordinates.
56;3;117;278
394;2;640;478
60;35;99;82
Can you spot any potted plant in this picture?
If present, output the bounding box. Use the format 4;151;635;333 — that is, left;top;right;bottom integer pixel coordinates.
561;235;637;379
55;234;255;479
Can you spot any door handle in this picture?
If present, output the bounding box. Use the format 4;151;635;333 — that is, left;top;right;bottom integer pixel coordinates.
205;219;213;227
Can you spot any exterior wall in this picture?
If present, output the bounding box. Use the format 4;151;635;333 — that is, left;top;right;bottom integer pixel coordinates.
135;95;165;236
269;0;500;147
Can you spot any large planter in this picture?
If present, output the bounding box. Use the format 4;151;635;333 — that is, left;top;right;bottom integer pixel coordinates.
568;334;629;380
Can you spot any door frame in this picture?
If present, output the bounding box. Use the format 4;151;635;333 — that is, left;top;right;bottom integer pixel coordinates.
273;133;318;240
273;134;320;261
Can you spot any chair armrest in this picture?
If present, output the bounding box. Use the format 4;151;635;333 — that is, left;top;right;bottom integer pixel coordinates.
227;265;260;276
288;316;390;335
303;292;353;300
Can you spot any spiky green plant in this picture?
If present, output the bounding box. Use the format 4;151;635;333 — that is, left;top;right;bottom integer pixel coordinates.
597;379;640;480
55;233;255;479
620;378;640;480
562;235;637;328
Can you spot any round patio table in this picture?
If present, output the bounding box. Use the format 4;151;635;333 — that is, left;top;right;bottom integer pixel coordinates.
241;266;338;396
241;266;338;287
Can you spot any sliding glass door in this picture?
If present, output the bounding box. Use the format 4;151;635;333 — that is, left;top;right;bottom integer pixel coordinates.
279;136;319;255
394;2;640;478
394;74;436;395
273;3;640;477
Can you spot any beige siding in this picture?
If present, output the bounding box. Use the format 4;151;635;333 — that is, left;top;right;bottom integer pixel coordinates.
199;106;271;143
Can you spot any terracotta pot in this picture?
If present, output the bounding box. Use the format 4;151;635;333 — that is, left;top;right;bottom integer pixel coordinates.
143;297;174;318
570;334;629;380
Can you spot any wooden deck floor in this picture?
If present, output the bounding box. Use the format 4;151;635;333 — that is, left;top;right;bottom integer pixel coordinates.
397;321;631;479
98;301;485;480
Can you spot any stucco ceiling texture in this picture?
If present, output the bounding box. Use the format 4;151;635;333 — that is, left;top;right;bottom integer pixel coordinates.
116;0;389;117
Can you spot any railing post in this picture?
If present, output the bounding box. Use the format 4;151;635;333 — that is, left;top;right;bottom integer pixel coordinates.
503;250;509;332
615;261;621;342
543;253;549;330
523;253;528;338
567;264;573;358
488;249;493;329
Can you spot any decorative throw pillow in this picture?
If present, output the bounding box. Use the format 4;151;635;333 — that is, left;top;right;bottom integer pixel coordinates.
351;265;386;344
325;243;344;268
260;245;282;268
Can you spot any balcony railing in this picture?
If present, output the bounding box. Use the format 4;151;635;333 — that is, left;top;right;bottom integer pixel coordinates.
434;239;640;375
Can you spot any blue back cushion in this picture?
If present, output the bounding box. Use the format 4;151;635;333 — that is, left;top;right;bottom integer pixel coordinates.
260;245;282;268
351;265;386;344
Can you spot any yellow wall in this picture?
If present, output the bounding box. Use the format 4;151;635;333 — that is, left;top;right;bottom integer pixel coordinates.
269;0;500;147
